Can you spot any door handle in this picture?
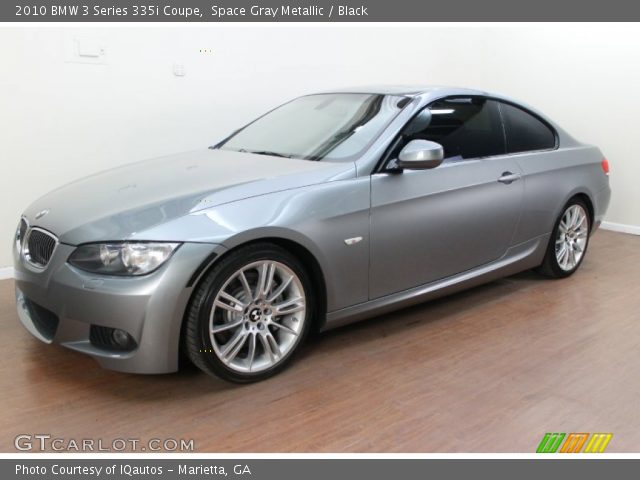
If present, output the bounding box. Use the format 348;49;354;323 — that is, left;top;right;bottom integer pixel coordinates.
497;172;521;184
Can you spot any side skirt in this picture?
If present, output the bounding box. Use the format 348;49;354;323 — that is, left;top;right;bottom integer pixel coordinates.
322;233;550;331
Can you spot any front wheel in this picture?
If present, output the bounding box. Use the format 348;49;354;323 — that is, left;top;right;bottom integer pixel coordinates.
538;199;591;278
184;243;314;383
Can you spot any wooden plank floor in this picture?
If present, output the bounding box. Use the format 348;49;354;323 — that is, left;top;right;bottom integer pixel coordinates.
0;230;639;452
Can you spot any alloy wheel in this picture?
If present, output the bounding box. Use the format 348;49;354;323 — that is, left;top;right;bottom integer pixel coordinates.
208;260;306;373
555;204;589;271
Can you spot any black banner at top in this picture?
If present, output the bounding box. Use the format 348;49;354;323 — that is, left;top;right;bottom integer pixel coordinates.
4;0;640;22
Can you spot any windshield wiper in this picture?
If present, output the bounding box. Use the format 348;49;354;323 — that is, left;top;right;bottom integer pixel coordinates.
238;149;293;158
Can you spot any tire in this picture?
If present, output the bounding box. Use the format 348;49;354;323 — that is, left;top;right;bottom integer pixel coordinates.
537;198;591;278
183;243;314;383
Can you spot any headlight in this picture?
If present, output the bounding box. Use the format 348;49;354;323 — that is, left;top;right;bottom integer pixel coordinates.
68;242;181;276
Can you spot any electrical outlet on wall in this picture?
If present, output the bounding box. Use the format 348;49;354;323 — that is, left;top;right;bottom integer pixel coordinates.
173;63;186;77
64;34;107;65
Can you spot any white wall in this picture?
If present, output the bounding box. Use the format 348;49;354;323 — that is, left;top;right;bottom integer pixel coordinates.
1;25;638;267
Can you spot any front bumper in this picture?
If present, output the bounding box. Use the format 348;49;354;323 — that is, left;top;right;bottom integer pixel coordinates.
14;240;222;374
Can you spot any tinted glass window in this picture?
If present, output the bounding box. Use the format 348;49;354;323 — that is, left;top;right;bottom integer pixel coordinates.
500;102;556;153
399;97;505;161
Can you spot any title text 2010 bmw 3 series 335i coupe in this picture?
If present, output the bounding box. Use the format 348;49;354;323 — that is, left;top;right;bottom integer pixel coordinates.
14;86;611;382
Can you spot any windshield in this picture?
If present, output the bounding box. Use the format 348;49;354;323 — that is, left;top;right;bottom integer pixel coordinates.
218;93;409;161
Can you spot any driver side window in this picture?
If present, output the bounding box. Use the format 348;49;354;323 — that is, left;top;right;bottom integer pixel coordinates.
393;97;506;162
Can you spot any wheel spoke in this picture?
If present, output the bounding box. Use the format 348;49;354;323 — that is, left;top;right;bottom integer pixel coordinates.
567;207;577;228
270;321;299;336
237;270;254;303
266;332;280;357
221;330;247;361
264;263;276;297
267;274;293;303
258;331;278;363
563;213;572;231
216;290;246;313
569;211;577;229
559;221;569;234
211;318;243;334
557;245;568;266
214;300;243;314
273;296;305;316
256;262;276;299
573;208;584;229
566;246;574;268
247;333;256;371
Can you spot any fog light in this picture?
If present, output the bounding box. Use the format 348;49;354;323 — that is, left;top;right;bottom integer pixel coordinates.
112;328;133;348
90;325;137;352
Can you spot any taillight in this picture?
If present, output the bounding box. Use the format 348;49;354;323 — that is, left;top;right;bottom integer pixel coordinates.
601;158;610;176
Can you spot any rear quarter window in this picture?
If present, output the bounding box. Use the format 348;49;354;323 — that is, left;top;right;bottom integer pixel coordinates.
500;102;556;153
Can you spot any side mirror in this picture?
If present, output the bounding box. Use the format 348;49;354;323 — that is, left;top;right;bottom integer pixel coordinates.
396;140;444;170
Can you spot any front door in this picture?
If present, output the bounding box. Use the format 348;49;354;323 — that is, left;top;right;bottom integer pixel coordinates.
369;96;524;299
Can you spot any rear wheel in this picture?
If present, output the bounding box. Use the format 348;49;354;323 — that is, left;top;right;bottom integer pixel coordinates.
538;199;591;278
184;243;314;383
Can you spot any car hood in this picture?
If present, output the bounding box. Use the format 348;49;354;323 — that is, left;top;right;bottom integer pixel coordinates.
23;149;355;244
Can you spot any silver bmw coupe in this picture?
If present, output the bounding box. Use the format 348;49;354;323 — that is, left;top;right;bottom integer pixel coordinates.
14;86;611;382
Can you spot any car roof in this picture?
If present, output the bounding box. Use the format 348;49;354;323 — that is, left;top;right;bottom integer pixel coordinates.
316;85;489;97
